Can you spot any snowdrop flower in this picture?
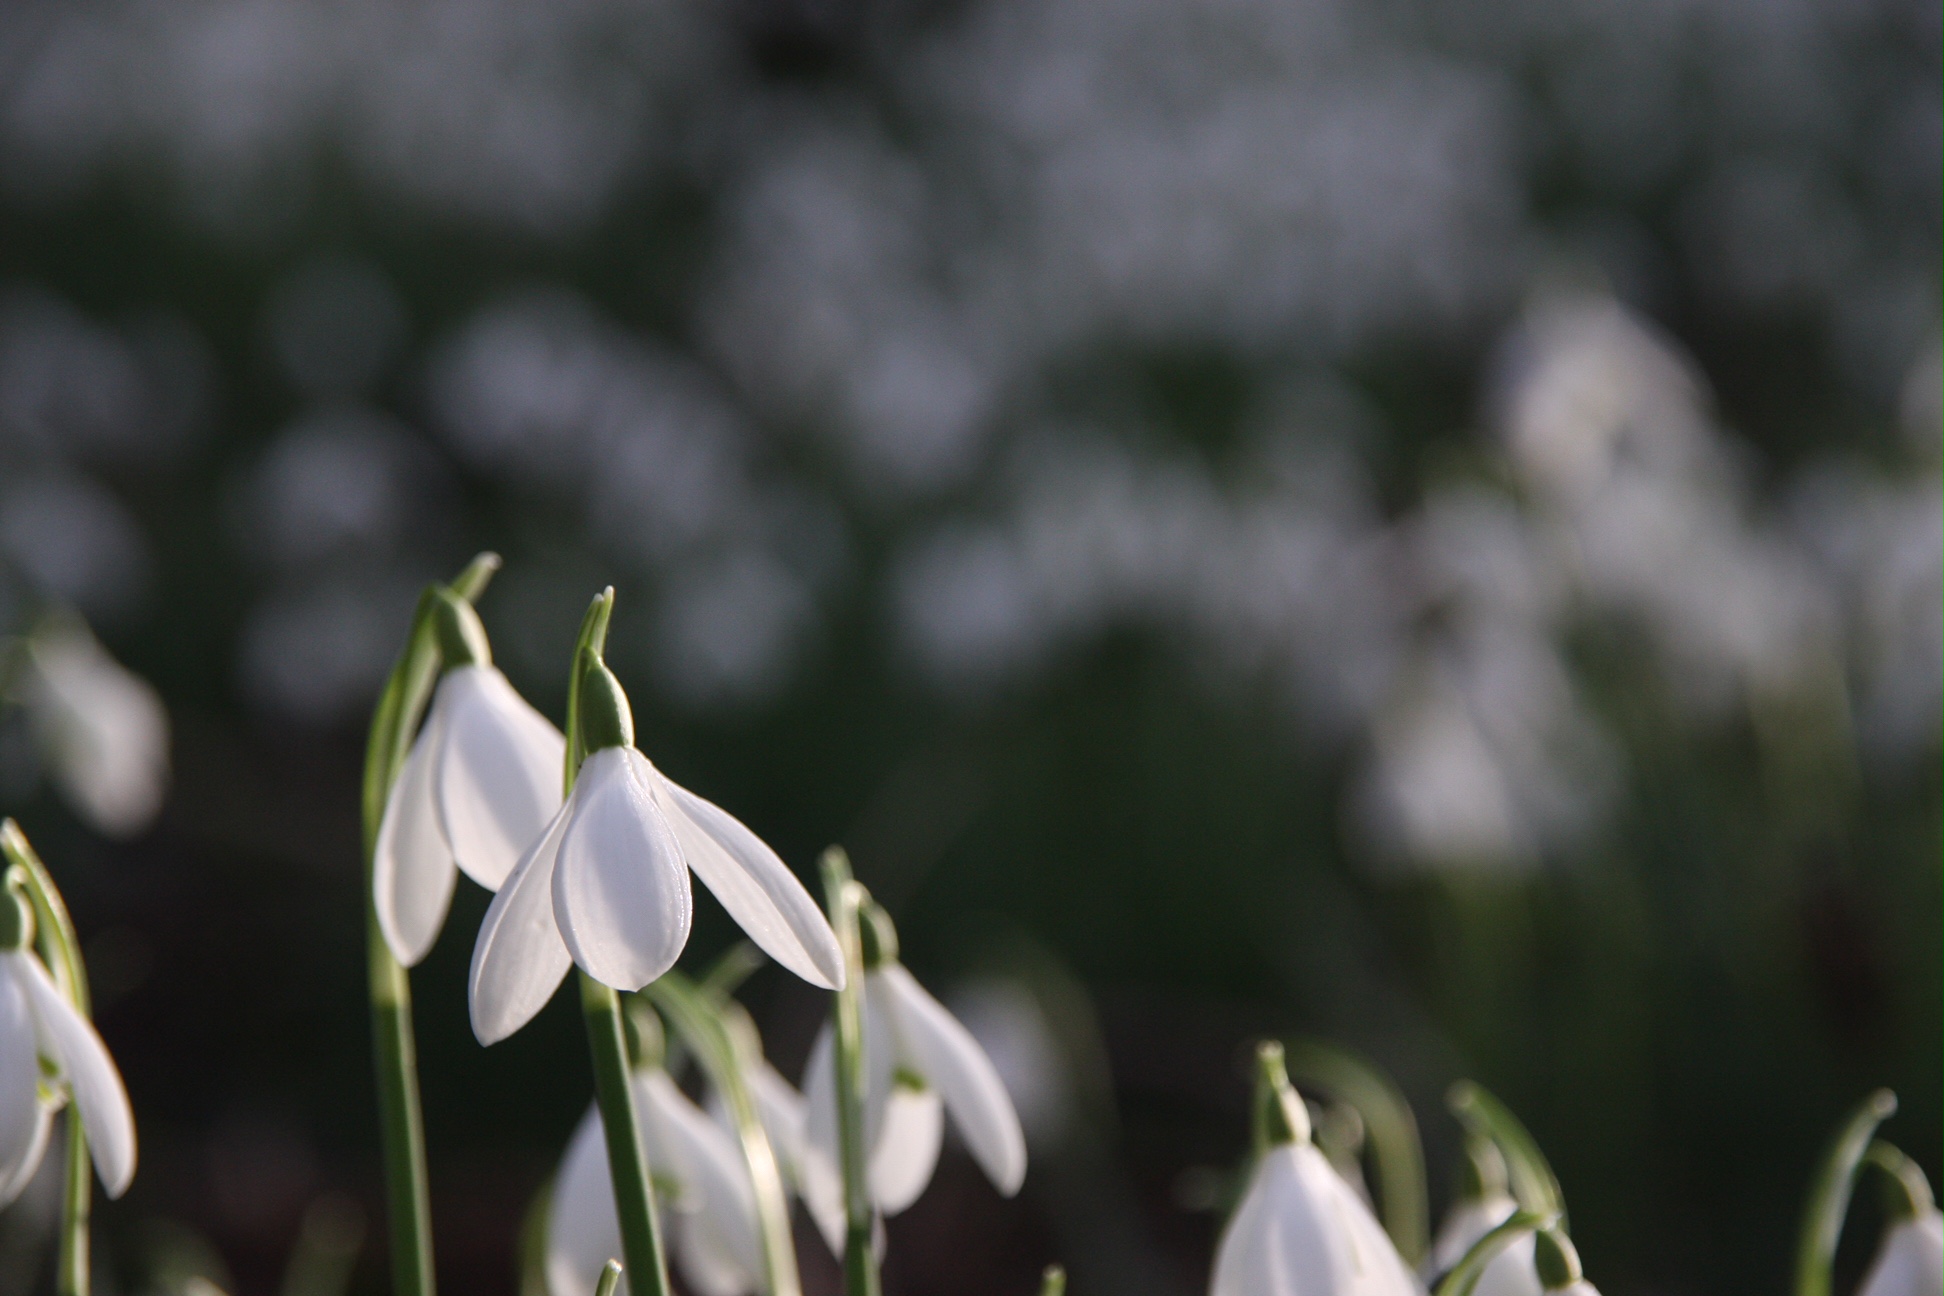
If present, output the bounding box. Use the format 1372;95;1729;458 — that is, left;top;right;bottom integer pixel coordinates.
470;653;842;1043
0;885;135;1206
1212;1043;1420;1296
1428;1137;1537;1296
373;590;564;965
799;901;1026;1251
548;1059;764;1296
1855;1153;1943;1296
16;618;168;839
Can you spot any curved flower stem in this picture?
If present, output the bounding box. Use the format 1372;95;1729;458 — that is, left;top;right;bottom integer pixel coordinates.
2;820;94;1296
644;972;801;1296
819;847;879;1296
1434;1209;1558;1296
1448;1081;1566;1228
1283;1038;1429;1268
360;551;500;1296
565;588;673;1296
1795;1089;1898;1296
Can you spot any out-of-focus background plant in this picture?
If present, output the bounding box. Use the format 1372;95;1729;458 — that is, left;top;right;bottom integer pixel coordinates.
0;0;1934;1292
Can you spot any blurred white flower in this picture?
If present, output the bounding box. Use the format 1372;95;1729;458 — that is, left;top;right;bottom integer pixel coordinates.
0;893;135;1205
469;662;842;1044
548;1068;761;1296
373;662;564;966
1211;1132;1421;1296
800;960;1027;1251
18;620;168;838
1856;1211;1944;1296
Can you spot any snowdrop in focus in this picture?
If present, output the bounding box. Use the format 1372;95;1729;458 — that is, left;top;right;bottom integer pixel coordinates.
0;883;135;1206
373;590;564;965
470;649;842;1043
548;1048;763;1296
800;899;1026;1251
1212;1043;1421;1296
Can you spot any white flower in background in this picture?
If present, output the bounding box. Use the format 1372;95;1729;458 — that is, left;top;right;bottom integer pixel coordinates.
799;904;1025;1251
548;1067;762;1296
469;655;842;1044
0;887;135;1205
1213;1045;1419;1296
1857;1211;1944;1296
1427;1139;1536;1296
373;593;564;965
16;618;168;839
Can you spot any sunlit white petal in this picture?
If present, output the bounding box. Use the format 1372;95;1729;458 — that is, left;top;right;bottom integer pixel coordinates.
11;953;135;1197
553;749;692;991
658;779;843;990
638;1071;762;1293
868;1083;943;1214
547;1104;622;1296
745;1060;807;1187
432;666;565;890
470;804;573;1044
876;964;1026;1195
0;965;53;1207
373;711;457;966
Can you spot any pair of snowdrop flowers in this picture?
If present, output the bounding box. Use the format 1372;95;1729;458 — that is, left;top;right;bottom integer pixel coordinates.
0;882;135;1208
369;595;843;1027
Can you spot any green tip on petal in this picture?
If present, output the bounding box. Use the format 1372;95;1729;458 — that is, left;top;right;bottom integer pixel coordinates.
0;883;31;953
432;587;492;669
857;897;899;969
1534;1228;1582;1290
1253;1041;1311;1149
576;653;634;753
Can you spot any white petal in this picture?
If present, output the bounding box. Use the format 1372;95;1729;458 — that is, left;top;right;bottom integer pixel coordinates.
868;1083;943;1215
1429;1195;1518;1277
1471;1232;1540;1296
373;712;458;966
548;1104;623;1296
874;964;1026;1196
470;804;573;1044
553;749;692;991
1858;1213;1944;1296
745;1061;807;1187
432;667;566;891
12;953;135;1197
0;965;53;1207
658;778;844;990
637;1071;763;1292
1212;1152;1295;1296
797;1025;849;1255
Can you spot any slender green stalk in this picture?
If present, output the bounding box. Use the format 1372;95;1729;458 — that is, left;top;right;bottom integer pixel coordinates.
1795;1090;1898;1296
564;589;673;1296
596;1260;625;1296
1434;1210;1557;1296
1862;1141;1934;1218
819;847;879;1296
1283;1038;1429;1267
1448;1081;1566;1228
360;551;500;1296
3;820;97;1296
644;972;800;1296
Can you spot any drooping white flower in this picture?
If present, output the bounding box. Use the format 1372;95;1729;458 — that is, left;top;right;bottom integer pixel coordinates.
1427;1138;1537;1296
798;907;1026;1251
373;594;565;966
469;657;842;1044
547;1068;763;1296
0;892;135;1206
19;619;168;839
1857;1208;1944;1296
1212;1045;1420;1296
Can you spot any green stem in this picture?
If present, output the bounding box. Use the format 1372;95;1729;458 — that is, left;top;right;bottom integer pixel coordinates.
359;551;500;1296
819;848;879;1296
643;972;800;1296
595;1260;625;1296
582;975;671;1296
1282;1038;1429;1268
1795;1090;1898;1296
1434;1210;1557;1296
3;820;97;1296
1448;1082;1566;1228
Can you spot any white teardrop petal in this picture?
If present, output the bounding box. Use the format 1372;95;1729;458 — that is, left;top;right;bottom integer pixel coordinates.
874;964;1026;1196
553;749;693;991
12;953;135;1197
637;1071;763;1290
796;1025;849;1255
1858;1213;1944;1296
0;965;53;1207
659;779;844;990
433;667;565;891
868;1083;943;1215
1429;1195;1518;1277
373;714;458;966
548;1103;624;1296
469;803;573;1045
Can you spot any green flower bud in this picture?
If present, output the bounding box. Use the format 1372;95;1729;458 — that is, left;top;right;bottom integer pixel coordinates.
432;587;492;669
857;897;899;969
0;886;31;953
1534;1228;1583;1290
577;654;634;753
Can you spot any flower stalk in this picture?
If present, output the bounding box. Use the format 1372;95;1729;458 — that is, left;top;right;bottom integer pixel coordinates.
1795;1089;1898;1296
361;550;500;1296
1;820;94;1296
819;846;879;1296
565;589;673;1296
